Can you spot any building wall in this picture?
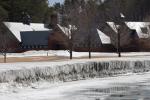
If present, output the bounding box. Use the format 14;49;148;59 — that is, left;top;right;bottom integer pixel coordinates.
0;24;20;52
48;30;68;50
20;31;51;49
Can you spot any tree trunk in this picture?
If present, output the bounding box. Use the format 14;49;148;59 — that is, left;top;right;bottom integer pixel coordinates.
117;29;121;57
70;48;72;59
4;52;6;63
89;50;91;59
88;35;91;59
88;40;91;59
47;52;48;56
70;39;73;59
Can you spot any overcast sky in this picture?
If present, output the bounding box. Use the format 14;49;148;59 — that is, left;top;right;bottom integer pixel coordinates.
48;0;64;6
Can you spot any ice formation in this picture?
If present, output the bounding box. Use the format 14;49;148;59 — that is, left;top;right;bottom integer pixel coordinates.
0;60;149;85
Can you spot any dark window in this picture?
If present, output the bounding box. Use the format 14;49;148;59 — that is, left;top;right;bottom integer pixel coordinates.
141;27;148;34
38;45;40;49
34;45;36;48
130;30;136;37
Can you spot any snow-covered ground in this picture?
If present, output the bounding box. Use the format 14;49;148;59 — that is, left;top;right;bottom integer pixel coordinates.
1;50;150;58
0;50;118;58
1;72;150;100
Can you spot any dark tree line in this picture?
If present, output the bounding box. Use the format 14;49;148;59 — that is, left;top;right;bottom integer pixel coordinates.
0;0;54;23
103;0;150;21
63;0;150;22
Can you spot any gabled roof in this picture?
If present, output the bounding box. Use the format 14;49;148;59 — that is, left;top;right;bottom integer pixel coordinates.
107;22;118;33
58;24;111;44
107;22;150;38
97;29;111;44
125;22;150;38
4;22;50;42
57;24;72;39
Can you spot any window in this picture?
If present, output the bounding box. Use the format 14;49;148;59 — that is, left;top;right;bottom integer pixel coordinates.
30;45;32;49
141;27;148;34
26;46;28;49
34;45;36;49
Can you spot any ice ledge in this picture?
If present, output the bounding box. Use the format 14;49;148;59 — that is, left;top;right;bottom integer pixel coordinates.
0;58;150;84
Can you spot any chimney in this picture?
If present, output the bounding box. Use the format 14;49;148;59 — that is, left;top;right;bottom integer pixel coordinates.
22;12;31;25
50;12;62;27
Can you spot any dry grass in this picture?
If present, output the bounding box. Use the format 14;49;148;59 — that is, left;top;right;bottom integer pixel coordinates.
0;56;69;63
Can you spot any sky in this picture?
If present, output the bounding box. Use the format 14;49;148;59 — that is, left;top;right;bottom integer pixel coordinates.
48;0;64;6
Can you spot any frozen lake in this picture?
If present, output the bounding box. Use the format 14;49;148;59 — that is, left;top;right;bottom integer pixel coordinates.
52;73;150;100
1;72;150;100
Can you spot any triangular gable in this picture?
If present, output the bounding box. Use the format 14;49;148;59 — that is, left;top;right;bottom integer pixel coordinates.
97;29;111;44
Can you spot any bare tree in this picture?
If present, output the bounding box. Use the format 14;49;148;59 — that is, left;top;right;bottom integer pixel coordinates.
62;0;81;59
0;6;9;62
57;18;76;59
64;0;102;59
0;23;8;63
71;0;98;59
0;23;17;63
62;25;74;59
101;0;128;57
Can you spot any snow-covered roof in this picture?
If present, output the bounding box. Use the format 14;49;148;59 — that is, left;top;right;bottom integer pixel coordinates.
97;29;111;44
125;22;150;38
4;22;50;42
107;22;118;33
57;24;71;39
58;24;111;44
107;22;150;38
